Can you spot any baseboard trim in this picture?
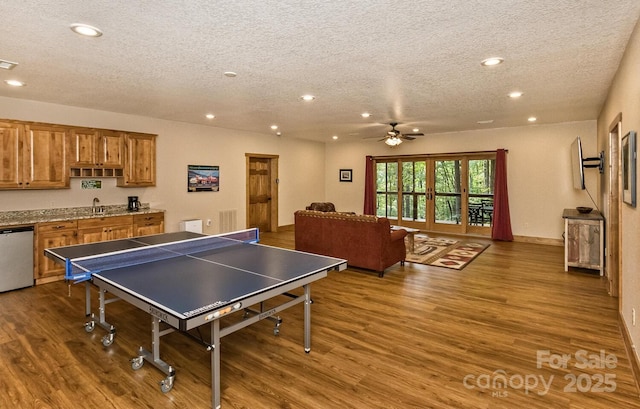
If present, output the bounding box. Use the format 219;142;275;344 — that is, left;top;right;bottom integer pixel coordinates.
619;312;640;397
513;235;563;246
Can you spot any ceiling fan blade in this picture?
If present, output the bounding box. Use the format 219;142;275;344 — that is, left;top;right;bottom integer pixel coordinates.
400;135;416;140
403;133;424;137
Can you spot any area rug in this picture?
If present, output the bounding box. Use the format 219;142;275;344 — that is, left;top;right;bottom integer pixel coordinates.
405;234;489;270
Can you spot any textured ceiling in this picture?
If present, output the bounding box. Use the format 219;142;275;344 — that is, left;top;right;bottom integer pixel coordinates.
1;1;639;143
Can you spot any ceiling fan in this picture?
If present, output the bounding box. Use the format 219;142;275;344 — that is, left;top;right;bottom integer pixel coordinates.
380;122;424;146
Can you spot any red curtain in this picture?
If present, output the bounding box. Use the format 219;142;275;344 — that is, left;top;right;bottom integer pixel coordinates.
491;149;513;241
363;156;375;215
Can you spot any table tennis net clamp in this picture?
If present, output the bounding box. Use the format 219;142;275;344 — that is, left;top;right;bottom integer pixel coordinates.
72;229;261;348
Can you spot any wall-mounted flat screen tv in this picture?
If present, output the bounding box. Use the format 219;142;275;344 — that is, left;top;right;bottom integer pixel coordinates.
571;136;585;190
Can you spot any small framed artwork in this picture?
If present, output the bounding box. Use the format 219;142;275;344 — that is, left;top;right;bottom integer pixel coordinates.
339;169;353;182
622;130;636;207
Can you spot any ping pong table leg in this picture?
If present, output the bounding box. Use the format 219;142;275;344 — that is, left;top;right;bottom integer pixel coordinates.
85;281;91;317
211;319;221;409
304;284;311;353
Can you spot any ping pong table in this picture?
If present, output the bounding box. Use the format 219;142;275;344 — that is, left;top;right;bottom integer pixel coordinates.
45;228;346;409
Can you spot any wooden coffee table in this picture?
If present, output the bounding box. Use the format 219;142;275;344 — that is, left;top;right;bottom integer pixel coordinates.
391;225;421;252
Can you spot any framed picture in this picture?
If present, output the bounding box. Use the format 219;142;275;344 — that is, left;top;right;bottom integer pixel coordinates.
622;130;636;207
188;165;219;192
339;169;352;182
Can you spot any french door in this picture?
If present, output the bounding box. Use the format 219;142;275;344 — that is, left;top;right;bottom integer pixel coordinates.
376;154;495;234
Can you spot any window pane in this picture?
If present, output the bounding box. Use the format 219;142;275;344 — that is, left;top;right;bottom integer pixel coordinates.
402;195;414;220
417;195;426;221
414;161;426;193
376;193;386;217
435;160;461;194
435;195;461;224
387;194;398;218
402;162;414;192
387;162;398;192
468;159;495;227
469;159;495;195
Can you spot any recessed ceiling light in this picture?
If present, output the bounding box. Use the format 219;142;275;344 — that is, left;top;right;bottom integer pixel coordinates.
0;59;18;70
477;119;494;124
276;131;282;136
270;125;278;130
205;114;215;119
412;128;419;133
528;117;537;122
5;79;25;87
481;57;504;67
224;71;237;77
361;112;371;118
508;91;523;98
332;135;338;140
301;94;315;101
70;23;103;37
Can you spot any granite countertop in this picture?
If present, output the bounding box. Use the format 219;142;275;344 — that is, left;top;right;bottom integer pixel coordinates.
0;204;164;227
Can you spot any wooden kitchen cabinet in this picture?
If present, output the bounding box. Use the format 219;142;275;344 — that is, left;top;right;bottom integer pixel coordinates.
118;132;156;187
77;215;134;244
35;212;163;283
0;121;69;189
70;128;123;168
36;220;78;283
133;212;164;236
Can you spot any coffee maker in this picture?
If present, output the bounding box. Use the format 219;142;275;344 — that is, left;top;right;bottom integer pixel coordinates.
127;196;141;212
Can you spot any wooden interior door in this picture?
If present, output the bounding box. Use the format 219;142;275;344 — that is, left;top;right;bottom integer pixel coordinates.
607;114;622;298
246;154;278;232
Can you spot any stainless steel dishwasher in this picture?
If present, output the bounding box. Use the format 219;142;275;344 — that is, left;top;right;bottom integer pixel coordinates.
0;226;34;292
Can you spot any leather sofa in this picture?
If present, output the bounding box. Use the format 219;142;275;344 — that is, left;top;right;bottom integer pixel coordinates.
294;210;407;277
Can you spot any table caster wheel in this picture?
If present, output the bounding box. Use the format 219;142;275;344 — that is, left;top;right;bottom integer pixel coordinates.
102;334;114;347
84;321;95;333
131;357;144;370
160;378;174;393
273;327;280;336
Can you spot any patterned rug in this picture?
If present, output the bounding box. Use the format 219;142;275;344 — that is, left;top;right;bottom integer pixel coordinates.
405;235;489;270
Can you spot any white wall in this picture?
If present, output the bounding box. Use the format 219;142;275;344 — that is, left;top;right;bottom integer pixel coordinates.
597;18;640;361
0;96;325;233
0;96;597;240
325;120;598;240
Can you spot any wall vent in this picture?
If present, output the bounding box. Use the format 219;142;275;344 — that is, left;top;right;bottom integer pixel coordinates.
218;209;237;233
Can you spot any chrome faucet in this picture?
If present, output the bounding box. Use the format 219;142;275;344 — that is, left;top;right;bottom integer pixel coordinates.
92;197;101;213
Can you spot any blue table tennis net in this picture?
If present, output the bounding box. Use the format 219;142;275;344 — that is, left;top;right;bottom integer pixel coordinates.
67;229;259;282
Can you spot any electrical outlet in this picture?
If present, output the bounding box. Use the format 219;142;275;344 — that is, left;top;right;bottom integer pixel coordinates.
633;308;636;326
206;219;212;227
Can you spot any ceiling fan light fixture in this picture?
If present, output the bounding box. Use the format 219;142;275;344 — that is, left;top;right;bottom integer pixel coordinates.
361;112;371;118
385;136;402;146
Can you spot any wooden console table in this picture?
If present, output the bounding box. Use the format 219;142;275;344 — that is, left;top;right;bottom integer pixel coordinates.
562;208;604;276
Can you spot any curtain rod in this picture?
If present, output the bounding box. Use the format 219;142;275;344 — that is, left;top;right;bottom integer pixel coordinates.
371;149;508;160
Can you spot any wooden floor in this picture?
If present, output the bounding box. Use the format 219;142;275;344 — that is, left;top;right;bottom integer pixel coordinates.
1;229;639;408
